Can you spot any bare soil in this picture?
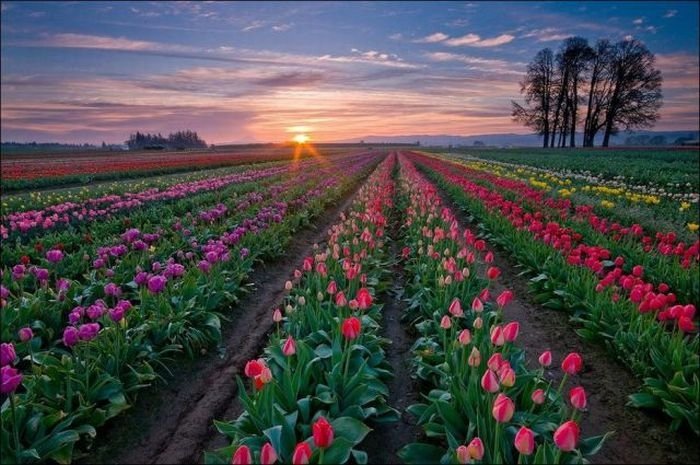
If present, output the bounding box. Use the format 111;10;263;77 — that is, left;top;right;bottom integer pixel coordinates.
83;177;368;465
431;180;700;465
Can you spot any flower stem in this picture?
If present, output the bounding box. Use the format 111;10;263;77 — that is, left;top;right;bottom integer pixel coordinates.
10;393;21;463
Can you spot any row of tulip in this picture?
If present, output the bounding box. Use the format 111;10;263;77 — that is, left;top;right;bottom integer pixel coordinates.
430;154;699;274
408;152;699;435
206;153;398;464
0;154;382;463
394;154;607;464
1;152;370;242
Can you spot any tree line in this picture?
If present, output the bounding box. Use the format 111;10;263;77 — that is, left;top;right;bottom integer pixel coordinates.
512;37;663;148
126;130;207;150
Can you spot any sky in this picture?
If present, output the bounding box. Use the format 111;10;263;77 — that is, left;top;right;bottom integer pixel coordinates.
1;1;698;144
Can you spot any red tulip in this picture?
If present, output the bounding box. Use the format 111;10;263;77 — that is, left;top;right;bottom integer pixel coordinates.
538;350;552;367
260;443;277;465
292;442;312;465
356;288;373;310
569;386;587;410
484;251;494;263
531;388;545;405
486;266;501;280
553;420;580;452
632;265;644;277
492;393;515;423
561;352;583;375
282;336;296;356
232;445;252;465
341;317;361;340
467;437;484;460
312;416;334;448
514;426;535;455
448;298;464;317
503;322;519;342
440;315;452;329
496;290;513;308
244;359;265;378
471;297;484;313
481;369;499;393
479;288;490;302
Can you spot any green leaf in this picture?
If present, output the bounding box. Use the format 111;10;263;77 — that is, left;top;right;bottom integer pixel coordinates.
331;417;371;445
322;437;354;464
579;432;614;457
397;443;445;465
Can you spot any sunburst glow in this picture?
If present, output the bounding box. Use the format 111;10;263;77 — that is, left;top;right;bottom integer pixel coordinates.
293;133;310;144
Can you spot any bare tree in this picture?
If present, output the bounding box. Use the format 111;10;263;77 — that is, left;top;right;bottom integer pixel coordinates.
583;40;615;146
511;48;556;148
601;39;663;147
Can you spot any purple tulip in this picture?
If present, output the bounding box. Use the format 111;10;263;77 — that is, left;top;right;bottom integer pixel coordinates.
134;271;149;286
78;323;100;341
105;268;115;277
69;311;82;325
115;299;133;312
12;264;26;280
109;306;126;322
147;275;167;294
18;327;34;342
151;262;162;272
46;249;64;263
62;326;79;347
56;278;71;292
1;365;23;394
205;251;218;263
132;240;147;251
1;343;16;366
197;260;211;274
104;282;121;297
240;248;250;258
0;285;9;299
93;258;105;269
34;267;49;282
121;228;141;243
86;303;105;320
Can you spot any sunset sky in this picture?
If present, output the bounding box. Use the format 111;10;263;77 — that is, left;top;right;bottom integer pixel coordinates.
1;1;698;144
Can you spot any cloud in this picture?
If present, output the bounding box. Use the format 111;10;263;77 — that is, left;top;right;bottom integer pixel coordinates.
242;20;266;32
444;33;514;47
272;23;292;32
632;17;644;25
645;25;657;34
424;52;524;75
388;33;403;40
413;32;449;43
28;32;196;53
319;48;420;68
521;28;571;42
255;71;326;87
663;10;677;18
624;34;633;41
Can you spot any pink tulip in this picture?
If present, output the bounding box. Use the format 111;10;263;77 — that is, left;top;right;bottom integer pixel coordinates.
514;426;535;455
487;353;504;372
292;442;312;465
326;280;337;295
467;437;484;460
18;327;34;342
553;420;580;452
479;288;490;302
538;350;552;367
312;416;334;448
531;388;546;404
356;288;373;309
569;386;587;410
457;329;471;345
232;445;252;465
260;443;277;465
473;316;483;329
561;353;583;375
490;325;505;346
1;365;23;394
1;343;16;366
468;347;481;367
440;315;452;329
456;445;469;464
448;298;464;317
503;322;519;342
471;297;484;313
335;291;347;307
499;367;516;388
282;336;296;356
481;369;500;393
492;393;515;423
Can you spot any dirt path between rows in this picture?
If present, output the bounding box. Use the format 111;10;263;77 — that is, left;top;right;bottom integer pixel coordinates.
84;172;373;465
429;175;699;465
360;207;422;463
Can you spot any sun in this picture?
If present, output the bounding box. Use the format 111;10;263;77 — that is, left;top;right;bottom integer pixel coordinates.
293;133;310;144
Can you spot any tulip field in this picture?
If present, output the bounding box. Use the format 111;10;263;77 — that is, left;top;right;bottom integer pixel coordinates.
1;148;698;464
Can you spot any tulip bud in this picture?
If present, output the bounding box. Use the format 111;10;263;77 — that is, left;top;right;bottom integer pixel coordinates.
569;386;587;410
499;367;516;388
440;315;452;329
282;336;296;356
284;280;293;291
561;352;583;375
479;288;490;302
487;266;501;280
466;437;484;460
232;445;252;465
448;298;463;317
445;275;453;286
272;309;283;323
292;442;312;465
473;316;483;329
481;369;500;393
514;426;535;456
457;329;471;345
285;304;294;314
492;393;515;423
490;325;505;346
468;347;481;367
496;290;514;308
18;327;33;343
462;267;470;278
312;416;334;448
456;445;469;464
487;353;503;371
538;350;552;367
471;297;484;313
503;322;520;342
260;443;277;465
553;420;580;452
341;317;361;340
531;388;546;405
